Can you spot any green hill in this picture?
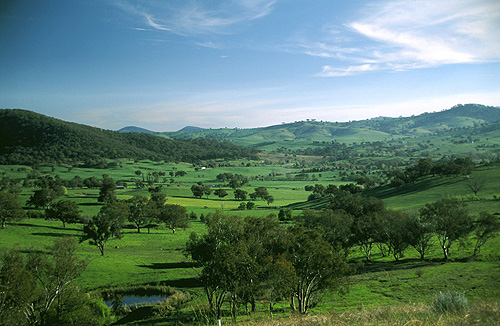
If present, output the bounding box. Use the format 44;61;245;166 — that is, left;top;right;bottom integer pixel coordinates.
158;104;500;148
0;109;258;165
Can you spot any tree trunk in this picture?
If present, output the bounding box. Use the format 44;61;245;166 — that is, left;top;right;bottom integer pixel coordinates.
290;295;296;311
1;220;5;228
137;226;141;233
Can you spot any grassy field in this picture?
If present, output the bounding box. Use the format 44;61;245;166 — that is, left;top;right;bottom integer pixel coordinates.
1;160;500;325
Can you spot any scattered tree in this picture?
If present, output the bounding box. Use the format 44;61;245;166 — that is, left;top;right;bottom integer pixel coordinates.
45;199;81;227
80;202;129;255
0;191;25;228
473;211;500;256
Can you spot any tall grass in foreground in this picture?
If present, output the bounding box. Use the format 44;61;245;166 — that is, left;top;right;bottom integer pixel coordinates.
227;301;500;326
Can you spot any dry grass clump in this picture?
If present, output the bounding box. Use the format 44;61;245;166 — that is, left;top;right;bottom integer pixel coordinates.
227;301;500;326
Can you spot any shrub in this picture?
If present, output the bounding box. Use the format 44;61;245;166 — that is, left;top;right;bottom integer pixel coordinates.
432;291;468;314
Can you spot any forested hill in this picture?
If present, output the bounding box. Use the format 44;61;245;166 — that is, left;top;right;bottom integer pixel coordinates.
159;104;500;146
0;109;258;165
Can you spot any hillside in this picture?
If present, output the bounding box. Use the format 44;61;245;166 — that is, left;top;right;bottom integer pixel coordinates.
0;109;258;165
158;104;500;147
117;126;156;134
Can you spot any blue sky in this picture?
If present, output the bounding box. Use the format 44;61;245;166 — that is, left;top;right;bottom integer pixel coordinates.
1;0;499;131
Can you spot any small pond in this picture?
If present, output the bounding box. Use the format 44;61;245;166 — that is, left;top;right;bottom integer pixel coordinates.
104;295;165;307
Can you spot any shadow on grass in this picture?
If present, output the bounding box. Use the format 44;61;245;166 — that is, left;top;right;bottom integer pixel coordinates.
78;202;103;206
138;262;201;269
15;222;80;232
353;258;442;275
31;232;78;238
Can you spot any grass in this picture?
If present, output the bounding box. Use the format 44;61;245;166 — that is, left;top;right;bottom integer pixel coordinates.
2;161;500;325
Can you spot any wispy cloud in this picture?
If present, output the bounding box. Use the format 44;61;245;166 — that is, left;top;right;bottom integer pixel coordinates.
116;0;277;35
318;64;378;77
307;0;500;76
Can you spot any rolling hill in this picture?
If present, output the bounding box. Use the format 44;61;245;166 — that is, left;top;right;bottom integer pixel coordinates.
0;109;258;165
158;104;500;148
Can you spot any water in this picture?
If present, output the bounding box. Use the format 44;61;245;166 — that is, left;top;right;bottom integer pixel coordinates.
105;294;164;307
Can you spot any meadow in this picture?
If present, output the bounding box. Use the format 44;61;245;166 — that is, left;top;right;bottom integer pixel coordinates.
1;159;500;325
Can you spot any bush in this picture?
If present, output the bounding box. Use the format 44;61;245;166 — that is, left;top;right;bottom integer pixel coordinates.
433;291;468;314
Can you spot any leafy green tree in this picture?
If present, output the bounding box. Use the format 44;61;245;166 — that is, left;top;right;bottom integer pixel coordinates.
246;201;256;210
45;199;81;227
300;209;353;255
420;198;474;260
0;191;25;228
190;184;204;198
97;176;116;203
80;202;129;255
263;255;296;317
252;186;269;201
234;189;248;201
379;210;412;261
127;195;152;233
0;249;37;325
285;227;350;313
27;188;59;209
214;188;228;199
25;237;88;326
406;213;434;260
159;204;188;234
473;211;500;256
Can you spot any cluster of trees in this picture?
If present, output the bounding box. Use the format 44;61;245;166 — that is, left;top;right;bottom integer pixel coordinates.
301;191;500;261
185;212;350;320
387;158;475;187
216;173;249;188
0;237;108;326
0;109;258;165
190;185;274;205
81;186;189;255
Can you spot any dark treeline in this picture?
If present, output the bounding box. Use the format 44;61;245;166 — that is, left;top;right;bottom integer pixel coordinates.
0;109;258;165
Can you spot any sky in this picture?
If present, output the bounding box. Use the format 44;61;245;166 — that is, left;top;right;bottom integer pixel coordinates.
1;0;499;131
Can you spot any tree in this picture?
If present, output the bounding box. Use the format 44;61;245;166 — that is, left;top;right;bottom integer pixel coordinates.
266;195;275;205
159;204;188;234
252;187;269;201
406;213;434;260
190;184;204;198
97;176;116;203
1;238;105;326
127;196;152;233
379;210;412;261
263;255;296;317
300;209;353;255
234;189;248;201
0;191;25;228
420;198;474;260
80;202;129;255
285;227;350;314
214;189;228;199
27;188;59;209
25;237;88;325
0;249;37;325
466;177;485;196
473;211;500;256
185;212;245;319
45;199;81;227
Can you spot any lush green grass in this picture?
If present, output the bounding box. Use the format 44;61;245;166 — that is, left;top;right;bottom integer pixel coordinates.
2;160;500;325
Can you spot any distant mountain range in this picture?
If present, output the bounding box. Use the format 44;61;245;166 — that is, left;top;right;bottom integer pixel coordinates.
151;104;500;148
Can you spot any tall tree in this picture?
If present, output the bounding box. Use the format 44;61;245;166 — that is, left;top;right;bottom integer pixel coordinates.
80;202;129;255
159;204;188;234
473;211;500;256
45;199;81;227
126;195;151;233
25;237;88;326
0;191;25;228
420;198;474;260
97;176;116;203
27;188;59;209
285;227;350;314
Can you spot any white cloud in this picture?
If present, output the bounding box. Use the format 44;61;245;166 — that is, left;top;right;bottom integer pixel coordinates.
318;64;379;77
117;0;277;35
308;0;500;76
